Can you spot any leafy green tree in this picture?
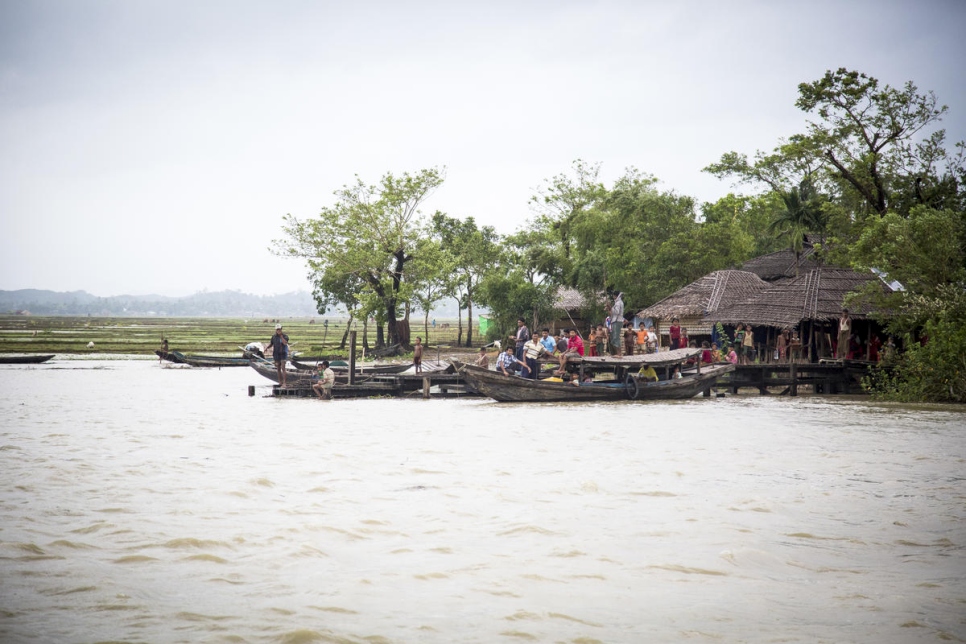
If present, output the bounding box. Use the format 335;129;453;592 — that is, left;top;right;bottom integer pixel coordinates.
796;68;962;216
700;192;786;259
768;179;829;273
274;168;445;348
864;286;966;403
431;213;501;347
409;237;453;345
853;206;966;297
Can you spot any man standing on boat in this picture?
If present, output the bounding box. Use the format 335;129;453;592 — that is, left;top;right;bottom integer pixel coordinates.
268;324;289;388
609;293;624;357
514;318;530;362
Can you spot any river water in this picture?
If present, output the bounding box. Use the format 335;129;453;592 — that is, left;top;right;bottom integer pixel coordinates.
1;358;964;644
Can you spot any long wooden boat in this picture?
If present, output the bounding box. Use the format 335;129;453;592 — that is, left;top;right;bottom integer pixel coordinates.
156;350;252;367
249;359;410;386
0;354;55;364
453;349;735;402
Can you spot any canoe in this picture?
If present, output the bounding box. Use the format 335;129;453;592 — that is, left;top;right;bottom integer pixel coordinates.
249;359;410;385
0;354;55;364
156;350;252;367
453;349;734;402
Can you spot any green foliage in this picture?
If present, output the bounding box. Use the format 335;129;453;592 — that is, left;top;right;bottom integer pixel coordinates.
274;168;445;348
853;206;966;295
796;68;960;216
431;213;502;346
864;287;966;403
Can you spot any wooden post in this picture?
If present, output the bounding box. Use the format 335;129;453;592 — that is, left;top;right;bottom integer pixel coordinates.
790;363;798;397
422;376;431;398
248;385;255;396
348;330;357;385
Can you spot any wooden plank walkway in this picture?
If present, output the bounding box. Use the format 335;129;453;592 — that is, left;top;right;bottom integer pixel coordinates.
716;361;874;395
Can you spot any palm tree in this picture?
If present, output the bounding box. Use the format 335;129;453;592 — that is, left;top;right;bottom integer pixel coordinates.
769;179;828;275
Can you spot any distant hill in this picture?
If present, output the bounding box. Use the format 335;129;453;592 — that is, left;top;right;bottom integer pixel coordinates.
0;289;321;317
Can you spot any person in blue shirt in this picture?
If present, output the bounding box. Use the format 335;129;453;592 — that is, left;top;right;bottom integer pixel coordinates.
539;328;556;353
497;346;529;377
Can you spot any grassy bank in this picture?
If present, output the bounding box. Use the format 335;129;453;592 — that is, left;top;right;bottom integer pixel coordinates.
0;316;480;356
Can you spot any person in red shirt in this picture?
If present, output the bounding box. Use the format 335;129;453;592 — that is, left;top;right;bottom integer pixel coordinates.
553;328;585;375
567;328;585;356
669;317;682;350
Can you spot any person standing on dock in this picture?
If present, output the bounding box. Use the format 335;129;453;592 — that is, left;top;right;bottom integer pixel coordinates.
837;309;851;360
312;361;336;400
268;324;289;388
413;337;424;373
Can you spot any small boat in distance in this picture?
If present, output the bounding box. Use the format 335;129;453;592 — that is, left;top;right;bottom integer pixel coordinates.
155;350;252;367
0;354;55;364
454;348;734;402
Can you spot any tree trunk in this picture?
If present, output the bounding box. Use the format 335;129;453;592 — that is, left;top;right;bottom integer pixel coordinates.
339;315;354;350
465;282;474;347
362;318;370;351
457;306;463;346
375;322;385;348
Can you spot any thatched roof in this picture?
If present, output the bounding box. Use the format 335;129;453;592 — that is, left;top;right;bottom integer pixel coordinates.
709;266;894;328
741;243;822;282
636;270;769;320
554;286;605;311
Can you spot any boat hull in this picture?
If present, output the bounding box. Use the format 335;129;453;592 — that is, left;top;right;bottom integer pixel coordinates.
455;362;734;402
156;350;251;367
0;354;55;364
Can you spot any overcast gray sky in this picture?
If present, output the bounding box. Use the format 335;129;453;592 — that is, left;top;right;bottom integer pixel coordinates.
2;0;964;297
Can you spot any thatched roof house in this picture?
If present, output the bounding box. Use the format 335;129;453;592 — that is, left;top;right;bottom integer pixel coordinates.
547;286;606;334
709;266;894;329
741;242;822;282
636;270;768;336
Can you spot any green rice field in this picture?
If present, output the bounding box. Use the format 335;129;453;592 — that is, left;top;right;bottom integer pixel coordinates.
0;316;480;357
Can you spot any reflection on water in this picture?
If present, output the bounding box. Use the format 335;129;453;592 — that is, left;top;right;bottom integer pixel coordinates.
1;359;965;643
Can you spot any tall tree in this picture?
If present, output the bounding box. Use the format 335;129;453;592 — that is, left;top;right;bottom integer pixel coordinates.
432;213;501;347
796;68;959;216
768;179;828;273
274;168;444;348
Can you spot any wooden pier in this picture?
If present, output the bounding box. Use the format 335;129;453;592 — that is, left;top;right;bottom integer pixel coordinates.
716;361;873;396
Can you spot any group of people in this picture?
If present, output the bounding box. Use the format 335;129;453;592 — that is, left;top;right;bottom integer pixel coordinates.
264;323;336;399
495;322;588;379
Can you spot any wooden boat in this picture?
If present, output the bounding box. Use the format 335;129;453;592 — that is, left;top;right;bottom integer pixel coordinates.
0;354;55;364
453;349;735;402
155;350;252;367
249;358;410;386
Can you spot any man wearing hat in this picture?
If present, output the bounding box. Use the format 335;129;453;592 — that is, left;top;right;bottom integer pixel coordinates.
267;324;290;388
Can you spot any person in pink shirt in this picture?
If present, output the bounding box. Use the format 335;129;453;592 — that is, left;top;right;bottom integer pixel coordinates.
554;328;585;375
567;328;585;356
